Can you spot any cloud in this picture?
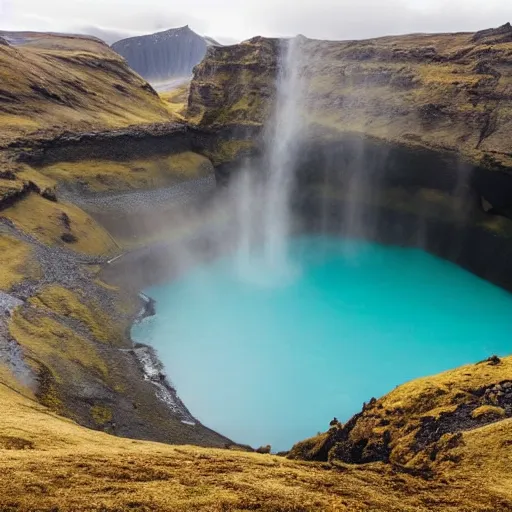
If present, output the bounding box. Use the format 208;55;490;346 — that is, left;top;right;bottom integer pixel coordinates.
1;0;511;42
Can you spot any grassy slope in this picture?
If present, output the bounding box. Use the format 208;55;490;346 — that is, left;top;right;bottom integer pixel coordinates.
2;192;118;256
1;364;511;511
0;235;40;289
160;84;190;120
0;33;172;146
289;356;512;477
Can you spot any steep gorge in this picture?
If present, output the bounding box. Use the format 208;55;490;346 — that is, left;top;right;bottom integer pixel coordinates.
0;25;512;511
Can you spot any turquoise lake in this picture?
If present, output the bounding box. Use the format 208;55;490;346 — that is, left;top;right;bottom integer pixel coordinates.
132;236;512;451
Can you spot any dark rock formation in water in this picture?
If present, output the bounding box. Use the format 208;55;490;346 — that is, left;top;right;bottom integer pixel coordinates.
112;26;213;82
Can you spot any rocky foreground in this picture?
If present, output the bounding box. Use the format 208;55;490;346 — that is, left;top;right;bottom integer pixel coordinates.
0;26;511;511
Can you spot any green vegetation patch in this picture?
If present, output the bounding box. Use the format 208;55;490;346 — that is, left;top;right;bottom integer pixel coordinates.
30;285;122;345
9;308;109;382
1;193;118;256
39;151;212;193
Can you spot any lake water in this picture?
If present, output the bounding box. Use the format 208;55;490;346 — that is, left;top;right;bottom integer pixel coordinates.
132;235;512;451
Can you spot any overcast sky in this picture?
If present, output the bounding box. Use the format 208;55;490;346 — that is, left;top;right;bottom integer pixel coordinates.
1;0;511;44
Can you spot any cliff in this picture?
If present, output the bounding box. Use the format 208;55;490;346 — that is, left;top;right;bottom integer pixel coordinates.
112;26;213;82
189;24;512;172
187;25;512;294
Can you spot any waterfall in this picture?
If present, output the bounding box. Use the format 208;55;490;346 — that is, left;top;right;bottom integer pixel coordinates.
261;37;305;269
233;37;306;281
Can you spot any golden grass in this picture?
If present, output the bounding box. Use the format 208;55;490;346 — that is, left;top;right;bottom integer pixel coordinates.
0;35;171;145
159;84;190;120
0;365;512;510
1;193;118;256
471;405;506;420
16;165;57;195
0;235;40;290
340;356;512;471
39;151;212;193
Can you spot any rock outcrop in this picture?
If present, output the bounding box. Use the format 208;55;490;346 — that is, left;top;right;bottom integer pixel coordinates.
112;26;214;82
289;356;512;476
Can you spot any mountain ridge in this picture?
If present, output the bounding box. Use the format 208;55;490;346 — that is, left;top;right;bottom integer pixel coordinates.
112;25;218;83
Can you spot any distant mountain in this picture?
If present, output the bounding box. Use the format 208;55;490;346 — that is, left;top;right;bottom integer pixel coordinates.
111;26;217;82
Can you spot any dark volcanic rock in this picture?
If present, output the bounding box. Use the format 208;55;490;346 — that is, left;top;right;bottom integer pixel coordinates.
472;22;512;43
112;26;213;82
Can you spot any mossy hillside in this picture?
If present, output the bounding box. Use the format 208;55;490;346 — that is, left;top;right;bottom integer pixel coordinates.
1;192;118;256
0;235;40;290
159;84;190;120
38;151;213;193
289;356;512;473
7;280;143;423
1;363;512;510
8;308;109;387
0;33;172;146
29;285;124;345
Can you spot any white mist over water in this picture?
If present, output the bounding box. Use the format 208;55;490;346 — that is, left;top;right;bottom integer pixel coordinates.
232;37;307;282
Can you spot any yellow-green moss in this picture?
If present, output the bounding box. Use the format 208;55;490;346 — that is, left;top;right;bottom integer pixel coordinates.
90;405;113;425
9;308;108;380
471;405;506;420
38;379;64;413
0;235;40;290
17;166;58;197
29;285;121;345
2;193;118;256
39;151;212;193
160;84;190;120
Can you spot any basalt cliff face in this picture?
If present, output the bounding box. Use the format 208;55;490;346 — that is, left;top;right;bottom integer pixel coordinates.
1;26;512;512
